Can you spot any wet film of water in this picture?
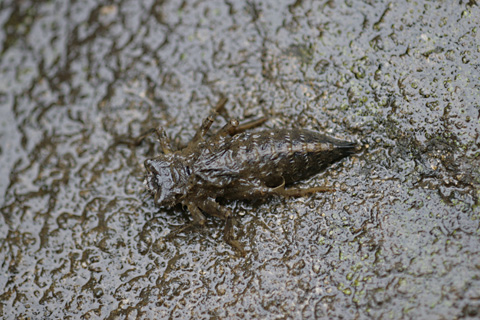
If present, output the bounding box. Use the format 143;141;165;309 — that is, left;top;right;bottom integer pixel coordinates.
1;0;479;319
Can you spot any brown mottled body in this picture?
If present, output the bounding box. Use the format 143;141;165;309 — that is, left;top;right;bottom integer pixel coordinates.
143;98;356;253
192;129;355;200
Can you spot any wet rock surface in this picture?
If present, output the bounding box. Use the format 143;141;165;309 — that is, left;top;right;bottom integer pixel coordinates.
0;0;479;318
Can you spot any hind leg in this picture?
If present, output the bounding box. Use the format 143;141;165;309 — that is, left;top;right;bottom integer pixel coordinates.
226;182;333;199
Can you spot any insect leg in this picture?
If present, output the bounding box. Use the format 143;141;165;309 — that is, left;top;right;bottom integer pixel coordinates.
188;97;228;146
268;178;333;196
213;96;229;113
210;116;268;141
197;197;245;255
154;128;173;154
111;127;173;155
212;117;269;140
196;197;232;219
228;183;333;199
189;114;217;145
211;119;240;139
112;128;157;147
230;117;268;134
187;203;207;226
164;203;206;240
224;216;245;256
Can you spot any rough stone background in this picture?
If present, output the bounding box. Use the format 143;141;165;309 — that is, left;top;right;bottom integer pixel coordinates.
0;0;479;319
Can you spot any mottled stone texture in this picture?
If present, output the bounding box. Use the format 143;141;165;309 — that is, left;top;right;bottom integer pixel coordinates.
0;0;479;319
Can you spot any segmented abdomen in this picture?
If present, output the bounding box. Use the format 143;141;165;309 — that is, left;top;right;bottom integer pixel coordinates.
198;129;356;188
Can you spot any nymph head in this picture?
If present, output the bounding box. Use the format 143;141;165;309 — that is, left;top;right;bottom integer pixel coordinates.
144;156;185;206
